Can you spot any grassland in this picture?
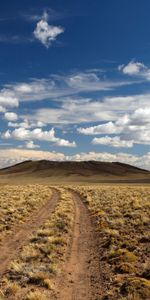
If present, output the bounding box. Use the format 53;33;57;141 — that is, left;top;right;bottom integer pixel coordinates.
0;185;53;242
73;185;150;299
0;187;74;299
0;183;149;299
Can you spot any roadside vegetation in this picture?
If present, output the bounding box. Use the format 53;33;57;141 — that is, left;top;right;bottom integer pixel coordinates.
0;185;52;242
0;184;149;299
73;185;150;299
0;188;74;299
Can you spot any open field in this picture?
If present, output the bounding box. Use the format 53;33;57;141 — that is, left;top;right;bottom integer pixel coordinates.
0;185;52;242
73;185;150;299
0;183;149;299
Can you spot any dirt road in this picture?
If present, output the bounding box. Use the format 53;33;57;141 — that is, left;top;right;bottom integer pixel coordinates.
55;190;102;300
0;188;102;299
0;189;59;278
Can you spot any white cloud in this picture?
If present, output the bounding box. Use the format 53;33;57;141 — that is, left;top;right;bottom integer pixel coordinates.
8;119;46;129
0;35;34;44
0;71;135;106
0;149;150;170
64;72;124;92
3;130;11;139
25;141;40;149
56;139;76;148
33;12;64;48
119;60;150;80
92;136;133;148
1;81;150;149
78;106;150;148
0;149;65;169
60;72;135;93
32;99;117;125
4;112;18;121
24;93;150;127
131;108;150;124
0;90;18;110
2;127;76;148
0;106;6;113
119;60;146;75
78;122;118;135
70;152;150;170
23;8;63;23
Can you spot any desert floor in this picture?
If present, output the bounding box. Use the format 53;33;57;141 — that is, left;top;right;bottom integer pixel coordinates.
0;181;149;299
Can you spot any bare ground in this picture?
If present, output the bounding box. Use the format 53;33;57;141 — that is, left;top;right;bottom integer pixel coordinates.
0;189;59;278
54;190;103;300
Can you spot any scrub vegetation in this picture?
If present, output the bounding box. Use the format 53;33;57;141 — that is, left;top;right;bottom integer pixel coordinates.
0;185;53;241
73;185;150;299
0;183;149;299
0;187;74;299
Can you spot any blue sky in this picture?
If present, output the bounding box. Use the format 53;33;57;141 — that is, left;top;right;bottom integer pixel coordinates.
0;0;150;169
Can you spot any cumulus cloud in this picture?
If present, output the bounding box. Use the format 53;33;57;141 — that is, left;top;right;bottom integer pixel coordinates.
92;136;133;148
56;139;76;147
119;60;150;80
0;149;150;170
1;80;150;150
2;127;76;148
78;122;118;135
33;11;64;48
78;107;150;148
4;112;18;121
25;141;40;149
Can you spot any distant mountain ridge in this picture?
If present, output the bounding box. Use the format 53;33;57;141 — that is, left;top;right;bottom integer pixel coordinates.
0;160;149;178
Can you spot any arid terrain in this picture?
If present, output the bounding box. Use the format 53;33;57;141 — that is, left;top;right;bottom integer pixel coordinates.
0;161;150;299
0;160;150;184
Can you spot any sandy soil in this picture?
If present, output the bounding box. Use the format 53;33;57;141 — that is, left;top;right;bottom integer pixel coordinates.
54;190;102;300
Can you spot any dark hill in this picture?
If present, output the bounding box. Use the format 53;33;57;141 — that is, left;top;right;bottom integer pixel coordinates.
0;160;149;179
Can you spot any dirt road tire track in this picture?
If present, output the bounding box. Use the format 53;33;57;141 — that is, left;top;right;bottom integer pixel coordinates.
0;189;59;278
55;190;102;300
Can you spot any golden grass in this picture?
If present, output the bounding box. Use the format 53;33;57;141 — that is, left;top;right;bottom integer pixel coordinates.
73;185;150;299
0;185;52;241
0;188;74;299
26;291;47;300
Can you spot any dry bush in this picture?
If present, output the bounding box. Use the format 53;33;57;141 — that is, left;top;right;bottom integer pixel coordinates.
74;185;150;299
0;188;74;298
0;185;52;241
26;291;47;300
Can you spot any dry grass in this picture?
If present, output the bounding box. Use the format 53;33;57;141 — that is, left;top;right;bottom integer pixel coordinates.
26;291;47;300
0;185;52;241
73;185;150;299
1;183;149;299
0;188;74;299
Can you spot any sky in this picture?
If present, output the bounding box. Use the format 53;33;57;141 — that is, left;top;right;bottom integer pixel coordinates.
0;0;150;169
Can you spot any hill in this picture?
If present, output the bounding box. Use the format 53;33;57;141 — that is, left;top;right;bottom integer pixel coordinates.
0;160;150;184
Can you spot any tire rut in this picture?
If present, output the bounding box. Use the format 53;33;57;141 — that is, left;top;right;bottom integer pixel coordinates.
56;190;102;300
0;189;59;278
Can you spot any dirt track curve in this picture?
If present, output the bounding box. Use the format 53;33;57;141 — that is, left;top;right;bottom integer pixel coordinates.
55;190;102;300
0;189;59;278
